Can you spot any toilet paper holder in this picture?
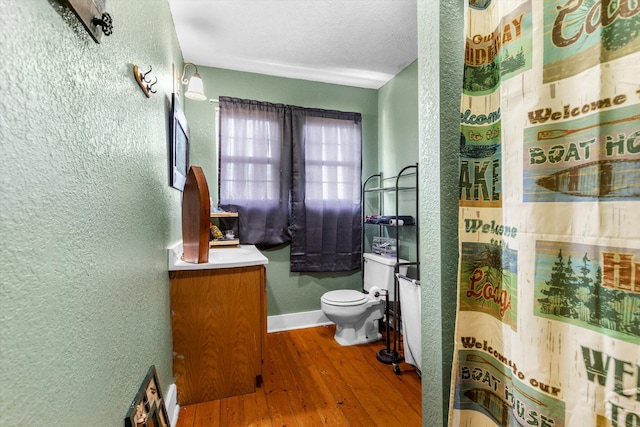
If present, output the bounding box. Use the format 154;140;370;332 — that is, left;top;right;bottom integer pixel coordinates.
368;286;387;300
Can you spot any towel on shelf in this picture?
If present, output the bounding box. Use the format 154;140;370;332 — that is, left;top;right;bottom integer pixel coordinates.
365;215;415;225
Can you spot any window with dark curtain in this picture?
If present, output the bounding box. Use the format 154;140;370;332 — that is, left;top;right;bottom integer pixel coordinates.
218;97;362;272
218;97;292;247
289;107;362;272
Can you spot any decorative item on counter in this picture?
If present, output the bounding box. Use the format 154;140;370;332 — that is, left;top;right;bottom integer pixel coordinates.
210;224;223;240
182;166;210;263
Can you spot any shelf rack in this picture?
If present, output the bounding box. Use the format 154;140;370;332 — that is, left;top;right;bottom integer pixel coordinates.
362;164;419;373
210;212;240;247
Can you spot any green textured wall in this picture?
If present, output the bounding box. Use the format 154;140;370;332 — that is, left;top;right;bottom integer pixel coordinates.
0;1;182;425
378;60;419;173
418;0;464;425
376;60;419;271
184;67;379;316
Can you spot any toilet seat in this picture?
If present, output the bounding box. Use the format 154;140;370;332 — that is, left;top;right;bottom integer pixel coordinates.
321;290;370;306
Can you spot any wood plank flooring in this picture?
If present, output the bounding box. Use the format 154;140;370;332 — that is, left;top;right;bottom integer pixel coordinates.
175;325;422;427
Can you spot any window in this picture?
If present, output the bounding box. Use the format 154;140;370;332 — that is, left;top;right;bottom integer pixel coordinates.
289;109;363;272
219;108;284;203
303;116;362;203
218;98;291;247
219;97;362;272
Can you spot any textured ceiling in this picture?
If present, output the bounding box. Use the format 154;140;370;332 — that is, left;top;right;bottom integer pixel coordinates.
168;0;418;89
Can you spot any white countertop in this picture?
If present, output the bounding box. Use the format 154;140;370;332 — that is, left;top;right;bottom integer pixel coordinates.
168;243;268;271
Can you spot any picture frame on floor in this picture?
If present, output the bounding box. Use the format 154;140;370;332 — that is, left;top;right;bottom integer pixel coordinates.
125;365;170;427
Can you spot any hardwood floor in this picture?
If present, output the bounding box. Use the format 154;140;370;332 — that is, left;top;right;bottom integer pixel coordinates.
175;325;422;427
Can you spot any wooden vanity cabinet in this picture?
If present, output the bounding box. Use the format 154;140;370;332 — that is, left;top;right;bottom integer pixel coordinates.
169;265;266;405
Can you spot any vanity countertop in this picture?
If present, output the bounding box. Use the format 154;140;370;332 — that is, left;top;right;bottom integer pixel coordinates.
168;243;268;271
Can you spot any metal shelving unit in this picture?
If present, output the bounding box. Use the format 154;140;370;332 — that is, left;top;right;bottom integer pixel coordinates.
362;163;419;373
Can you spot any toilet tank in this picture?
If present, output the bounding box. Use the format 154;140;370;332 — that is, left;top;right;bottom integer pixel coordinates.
363;253;409;301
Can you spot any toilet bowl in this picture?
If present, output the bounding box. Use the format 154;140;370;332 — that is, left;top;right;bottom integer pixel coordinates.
320;253;409;346
321;289;384;346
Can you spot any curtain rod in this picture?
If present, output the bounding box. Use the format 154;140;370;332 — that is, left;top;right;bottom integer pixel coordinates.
209;98;219;105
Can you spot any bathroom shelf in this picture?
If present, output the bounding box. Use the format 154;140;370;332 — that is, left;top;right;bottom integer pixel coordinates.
362;164;419;373
210;239;240;247
363;165;419;270
211;212;238;218
210;212;239;246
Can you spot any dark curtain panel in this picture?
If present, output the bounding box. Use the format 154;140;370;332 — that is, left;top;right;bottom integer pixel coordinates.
218;97;292;248
289;106;363;272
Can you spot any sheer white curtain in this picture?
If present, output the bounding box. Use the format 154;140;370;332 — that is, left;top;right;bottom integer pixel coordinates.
218;97;291;247
303;116;362;203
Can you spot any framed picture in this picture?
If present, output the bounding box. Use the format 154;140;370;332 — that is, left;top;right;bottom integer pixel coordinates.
63;0;111;43
125;366;170;427
170;93;189;191
145;404;162;427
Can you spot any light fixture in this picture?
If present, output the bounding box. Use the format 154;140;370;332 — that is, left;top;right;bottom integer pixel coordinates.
180;62;207;101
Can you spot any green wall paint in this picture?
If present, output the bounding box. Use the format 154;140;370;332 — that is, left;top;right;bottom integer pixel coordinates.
375;60;419;275
184;67;379;316
418;0;463;425
0;1;182;425
378;60;419;173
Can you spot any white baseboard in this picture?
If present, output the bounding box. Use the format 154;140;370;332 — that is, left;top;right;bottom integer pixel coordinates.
165;383;179;427
267;310;332;333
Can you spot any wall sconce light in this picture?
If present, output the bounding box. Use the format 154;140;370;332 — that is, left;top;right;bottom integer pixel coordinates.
180;62;206;101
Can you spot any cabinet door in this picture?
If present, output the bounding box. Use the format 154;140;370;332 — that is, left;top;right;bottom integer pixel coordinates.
170;266;264;404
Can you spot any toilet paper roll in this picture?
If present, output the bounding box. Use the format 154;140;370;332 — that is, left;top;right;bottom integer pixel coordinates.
369;286;382;300
388;219;404;226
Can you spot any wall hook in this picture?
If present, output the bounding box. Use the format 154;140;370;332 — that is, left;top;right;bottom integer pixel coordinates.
133;65;157;98
141;65;153;83
148;77;158;94
63;0;111;43
93;12;113;36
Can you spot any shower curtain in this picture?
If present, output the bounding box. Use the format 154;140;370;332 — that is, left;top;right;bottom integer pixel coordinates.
449;1;640;426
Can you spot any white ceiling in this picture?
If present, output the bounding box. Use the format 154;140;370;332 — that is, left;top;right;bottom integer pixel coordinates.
168;0;418;89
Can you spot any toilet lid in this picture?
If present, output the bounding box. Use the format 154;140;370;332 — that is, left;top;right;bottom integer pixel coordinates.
322;290;368;306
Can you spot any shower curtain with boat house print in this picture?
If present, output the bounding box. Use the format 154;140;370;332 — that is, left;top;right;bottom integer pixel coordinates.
449;1;640;426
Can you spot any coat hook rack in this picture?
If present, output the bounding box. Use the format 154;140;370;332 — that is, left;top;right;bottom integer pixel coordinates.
133;65;157;98
92;12;113;36
63;0;113;43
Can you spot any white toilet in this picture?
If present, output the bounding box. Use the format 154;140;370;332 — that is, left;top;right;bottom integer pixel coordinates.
321;253;409;346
